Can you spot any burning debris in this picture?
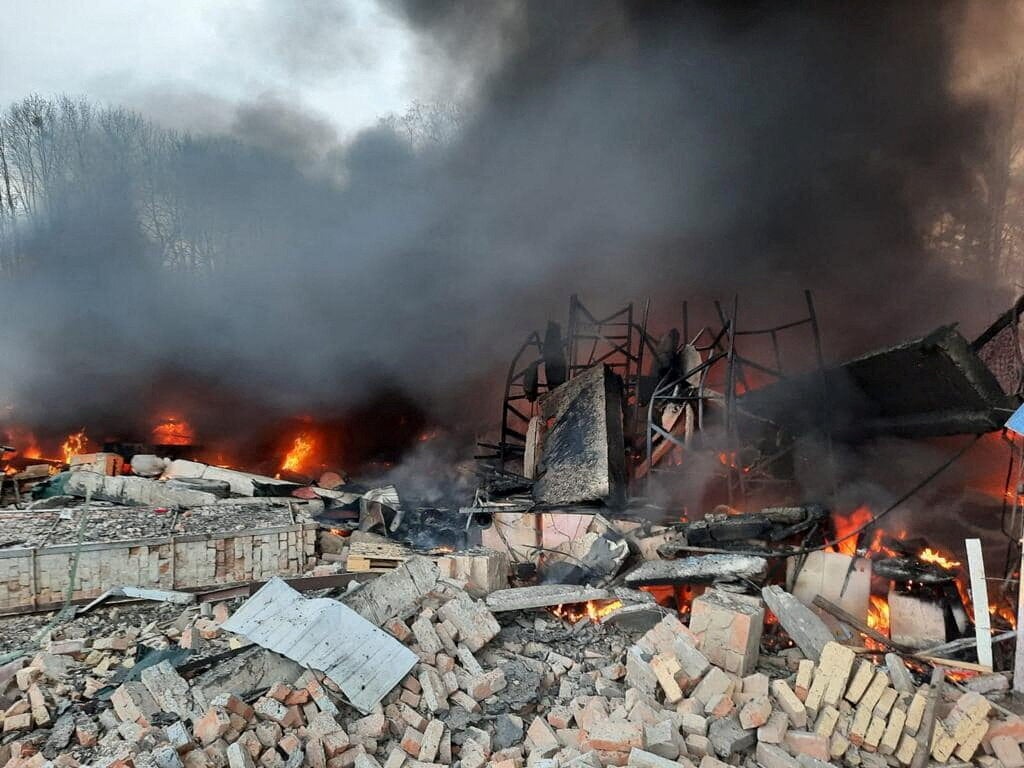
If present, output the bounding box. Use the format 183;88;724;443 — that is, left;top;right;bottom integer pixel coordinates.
0;293;1024;768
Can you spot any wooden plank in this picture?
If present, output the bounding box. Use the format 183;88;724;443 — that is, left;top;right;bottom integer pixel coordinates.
812;595;910;652
964;538;992;670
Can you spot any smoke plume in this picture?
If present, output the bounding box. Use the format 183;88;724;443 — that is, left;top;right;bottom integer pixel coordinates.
0;1;1017;466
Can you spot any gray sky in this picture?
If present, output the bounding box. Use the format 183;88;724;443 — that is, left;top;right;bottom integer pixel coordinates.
0;0;422;137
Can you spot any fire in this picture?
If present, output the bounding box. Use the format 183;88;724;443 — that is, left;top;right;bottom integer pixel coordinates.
61;430;88;464
830;506;873;556
551;599;623;623
281;433;317;473
152;416;195;446
866;594;890;637
918;547;961;570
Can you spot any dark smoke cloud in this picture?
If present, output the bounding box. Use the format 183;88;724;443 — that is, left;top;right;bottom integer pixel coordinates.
0;1;1015;465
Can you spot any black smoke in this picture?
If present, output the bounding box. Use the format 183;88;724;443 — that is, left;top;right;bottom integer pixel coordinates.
0;1;1013;464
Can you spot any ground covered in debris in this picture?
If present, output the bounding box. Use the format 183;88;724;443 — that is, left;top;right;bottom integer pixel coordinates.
0;556;1021;768
0;505;299;549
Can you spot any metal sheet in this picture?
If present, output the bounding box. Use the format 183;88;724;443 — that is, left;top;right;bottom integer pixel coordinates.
222;577;416;713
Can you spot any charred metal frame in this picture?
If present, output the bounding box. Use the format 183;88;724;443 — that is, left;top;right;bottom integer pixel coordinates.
644;290;833;506
566;294;652;436
478;331;545;470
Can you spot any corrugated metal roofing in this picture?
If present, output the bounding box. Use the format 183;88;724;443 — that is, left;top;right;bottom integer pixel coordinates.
222;577;416;713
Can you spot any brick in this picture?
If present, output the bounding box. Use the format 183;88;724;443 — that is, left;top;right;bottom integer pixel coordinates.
680;713;708;737
111;681;160;724
813;705;840;738
931;723;957;763
253;697;293;725
3;713;32;732
195;708;232;746
845;660;875;705
805;642;855;714
698;757;730;768
546;706;573;730
759;711;789;744
863;716;886;752
703;692;734;718
436;593;500;652
691;666;732;706
771;679;807;728
686;734;711;758
400;728;423;757
743;672;770;698
143;661;197;721
466;668;507;700
895;732;918;766
879;708;906;756
755;742;799;768
323;732;351;758
739;694;771;729
449;690;480;713
351;713;387;740
237;732;262;759
418;668;448;712
688;588;765;675
585;720;638;753
226;743;256;768
708;715;755;758
830;732;850;760
411;617;444;655
903;692;926;737
991;736;1024;768
955;717;990;762
785;731;830;761
418;720;444;763
642;719;679;760
944;691;992;743
626;749;683;768
649;654;683;704
526;716;560;756
856;672;889;715
873;687;898;718
76;718;100;747
795;660;815;701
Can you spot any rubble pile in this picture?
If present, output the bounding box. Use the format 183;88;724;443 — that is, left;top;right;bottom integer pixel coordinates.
0;556;1021;768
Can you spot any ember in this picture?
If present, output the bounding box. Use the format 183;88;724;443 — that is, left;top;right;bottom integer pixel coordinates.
550;599;623;623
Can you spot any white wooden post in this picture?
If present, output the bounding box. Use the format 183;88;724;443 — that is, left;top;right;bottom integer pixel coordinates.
966;538;992;670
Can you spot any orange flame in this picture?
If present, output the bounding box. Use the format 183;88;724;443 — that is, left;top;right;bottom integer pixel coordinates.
830;506;873;556
61;430;88;464
918;547;961;570
152;416;194;446
281;433;316;473
551;599;623;623
864;593;888;651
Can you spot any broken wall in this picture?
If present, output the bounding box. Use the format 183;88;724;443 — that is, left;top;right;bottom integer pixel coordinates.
0;522;317;612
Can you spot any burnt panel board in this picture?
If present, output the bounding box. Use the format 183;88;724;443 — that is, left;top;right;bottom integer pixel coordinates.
738;325;1016;439
532;364;627;508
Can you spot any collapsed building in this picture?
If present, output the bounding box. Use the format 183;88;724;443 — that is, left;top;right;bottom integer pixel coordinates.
1;293;1024;768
